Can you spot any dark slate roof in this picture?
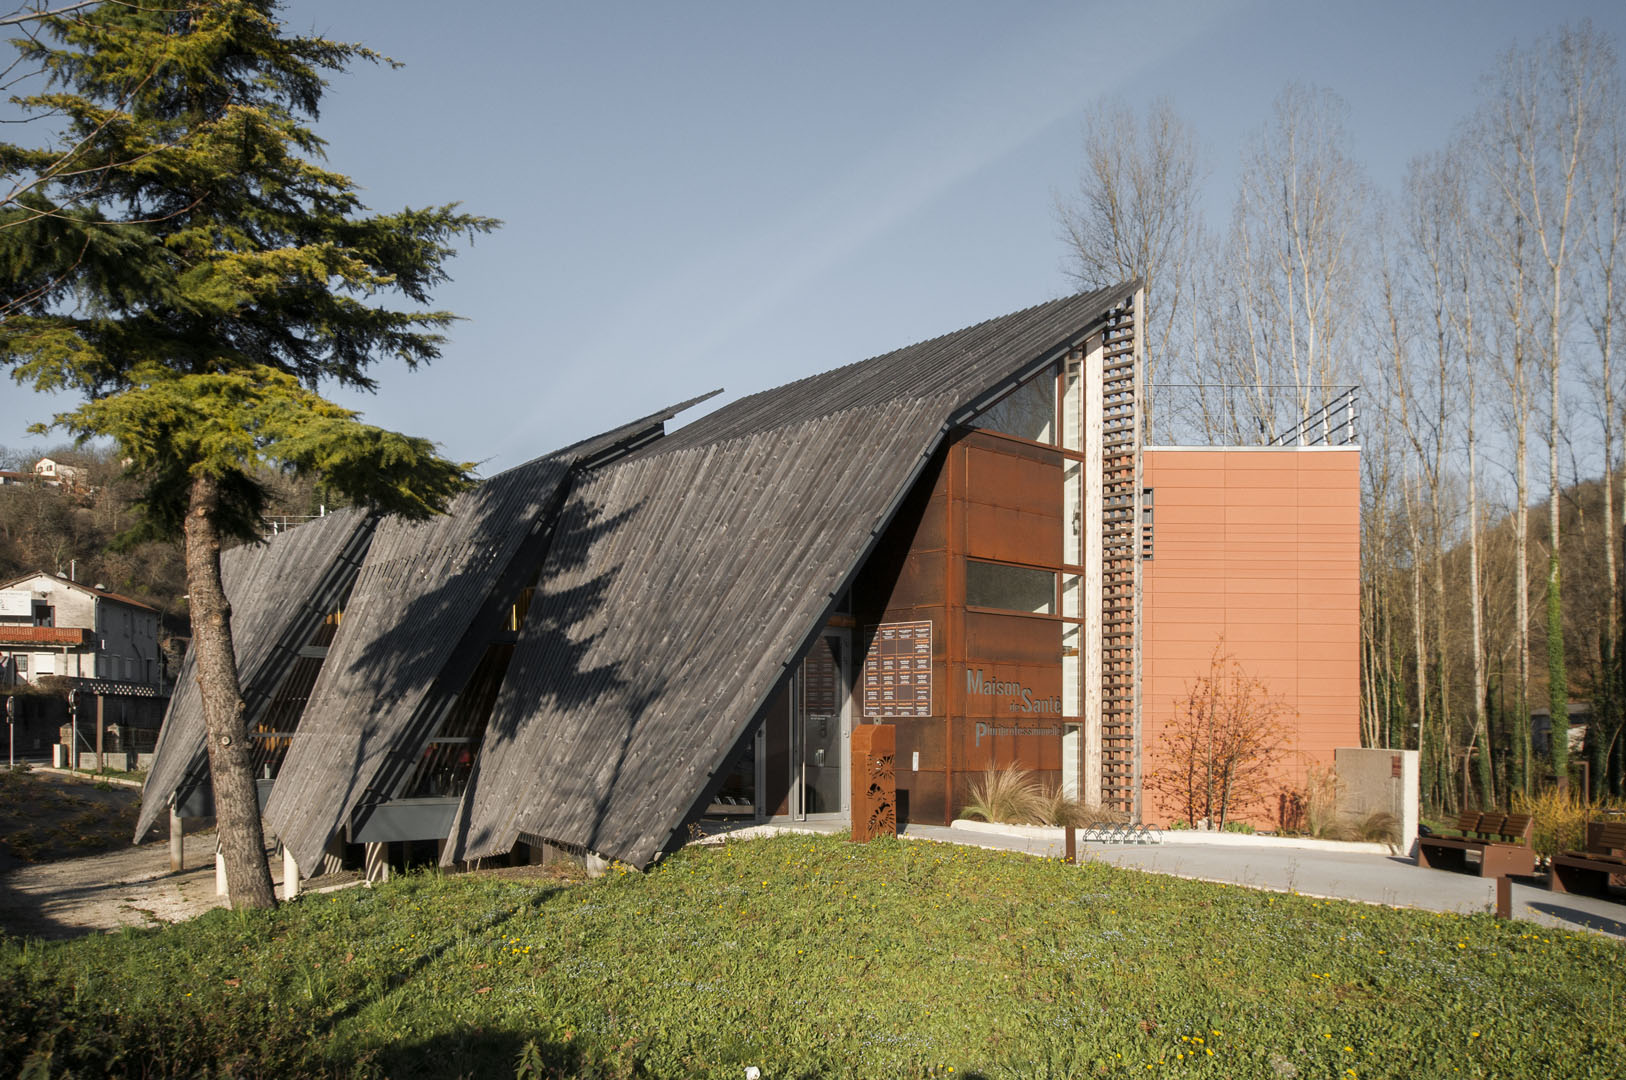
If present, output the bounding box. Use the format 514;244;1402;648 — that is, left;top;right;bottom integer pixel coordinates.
135;508;375;841
448;285;1134;868
262;396;713;874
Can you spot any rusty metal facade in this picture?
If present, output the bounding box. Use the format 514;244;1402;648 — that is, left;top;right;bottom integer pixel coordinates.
851;722;897;842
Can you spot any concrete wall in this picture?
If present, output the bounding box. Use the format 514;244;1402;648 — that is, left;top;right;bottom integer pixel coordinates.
1336;747;1419;856
1140;446;1361;828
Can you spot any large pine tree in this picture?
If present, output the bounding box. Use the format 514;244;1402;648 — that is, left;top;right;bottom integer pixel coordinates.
0;1;495;907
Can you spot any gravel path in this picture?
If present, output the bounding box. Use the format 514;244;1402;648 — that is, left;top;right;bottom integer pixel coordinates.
0;831;238;939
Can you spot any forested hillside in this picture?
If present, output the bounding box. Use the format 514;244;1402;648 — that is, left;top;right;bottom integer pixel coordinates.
0;445;331;639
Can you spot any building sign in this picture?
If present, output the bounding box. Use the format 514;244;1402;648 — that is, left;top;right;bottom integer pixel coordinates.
975;722;1062;747
966;668;1063;714
863;621;932;717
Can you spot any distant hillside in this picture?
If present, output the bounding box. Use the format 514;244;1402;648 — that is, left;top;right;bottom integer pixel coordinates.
0;445;338;648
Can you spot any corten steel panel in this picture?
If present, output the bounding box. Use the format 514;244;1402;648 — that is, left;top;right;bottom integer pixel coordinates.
851;723;897;842
135;508;375;841
964;504;1064;567
963;610;1062;666
448;286;1139;868
902;765;947;825
1141;447;1359;828
954;716;1065;774
263;397;705;875
963;439;1064;509
961;662;1063;719
885;552;949;612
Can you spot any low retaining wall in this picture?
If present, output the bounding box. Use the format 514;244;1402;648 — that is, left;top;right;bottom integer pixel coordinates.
950;818;1396;856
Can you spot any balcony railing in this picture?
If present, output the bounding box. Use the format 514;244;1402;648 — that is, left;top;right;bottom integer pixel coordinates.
0;625;93;646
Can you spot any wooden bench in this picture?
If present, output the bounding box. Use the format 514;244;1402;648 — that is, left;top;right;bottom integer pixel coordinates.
1549;821;1626;900
1417;811;1536;878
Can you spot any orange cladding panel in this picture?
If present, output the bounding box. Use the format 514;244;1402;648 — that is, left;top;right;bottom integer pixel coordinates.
1142;449;1360;828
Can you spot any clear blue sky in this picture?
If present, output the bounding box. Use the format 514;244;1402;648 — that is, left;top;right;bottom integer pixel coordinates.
4;0;1625;474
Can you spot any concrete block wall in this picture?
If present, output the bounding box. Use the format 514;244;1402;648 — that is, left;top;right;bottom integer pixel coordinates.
1335;746;1419;856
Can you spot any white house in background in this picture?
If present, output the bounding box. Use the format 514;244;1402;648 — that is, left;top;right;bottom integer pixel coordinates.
0;572;162;688
31;457;82;484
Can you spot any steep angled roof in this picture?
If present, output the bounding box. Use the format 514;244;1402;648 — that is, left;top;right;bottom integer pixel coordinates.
135;508;376;840
449;285;1134;868
263;396;712;874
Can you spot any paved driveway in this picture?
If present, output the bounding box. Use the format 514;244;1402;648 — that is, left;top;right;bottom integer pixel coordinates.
898;822;1626;939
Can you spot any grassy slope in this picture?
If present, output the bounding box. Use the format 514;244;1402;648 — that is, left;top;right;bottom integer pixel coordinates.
2;834;1622;1079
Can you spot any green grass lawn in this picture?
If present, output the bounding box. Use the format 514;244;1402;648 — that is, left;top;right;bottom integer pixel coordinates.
2;833;1622;1079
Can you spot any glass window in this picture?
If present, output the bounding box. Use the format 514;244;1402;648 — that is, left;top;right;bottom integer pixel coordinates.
966;560;1056;615
975;372;1055;444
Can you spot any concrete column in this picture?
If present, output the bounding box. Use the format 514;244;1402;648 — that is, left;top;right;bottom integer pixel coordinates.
168;806;184;872
214;849;227;897
282;847;301;900
364;842;390;884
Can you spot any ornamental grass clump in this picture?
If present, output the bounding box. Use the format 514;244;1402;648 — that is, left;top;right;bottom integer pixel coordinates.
1353;810;1401;851
959;766;1046;825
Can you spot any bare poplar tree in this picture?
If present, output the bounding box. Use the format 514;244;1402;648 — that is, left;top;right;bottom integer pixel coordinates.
1219;85;1368;439
1058;98;1206;442
1580;61;1625;797
1484;24;1613;783
1476;97;1540;794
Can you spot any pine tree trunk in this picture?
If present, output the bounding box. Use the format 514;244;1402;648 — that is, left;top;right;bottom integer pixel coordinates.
184;473;276;909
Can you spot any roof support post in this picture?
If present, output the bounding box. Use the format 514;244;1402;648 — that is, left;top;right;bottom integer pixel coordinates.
282;846;301;899
169;805;184;872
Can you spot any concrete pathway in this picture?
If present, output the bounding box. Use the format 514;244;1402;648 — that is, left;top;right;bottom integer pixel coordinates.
896;822;1626;939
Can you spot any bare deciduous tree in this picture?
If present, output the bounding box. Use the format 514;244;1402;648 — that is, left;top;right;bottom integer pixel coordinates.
1147;642;1290;830
1058;98;1206;442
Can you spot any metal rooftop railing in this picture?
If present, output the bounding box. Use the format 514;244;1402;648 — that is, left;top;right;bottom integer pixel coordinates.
1144;383;1360;448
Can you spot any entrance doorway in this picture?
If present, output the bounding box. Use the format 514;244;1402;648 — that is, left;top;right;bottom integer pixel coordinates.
708;629;852;823
790;631;849;819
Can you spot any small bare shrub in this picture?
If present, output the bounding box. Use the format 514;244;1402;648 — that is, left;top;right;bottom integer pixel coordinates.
1302;764;1348;839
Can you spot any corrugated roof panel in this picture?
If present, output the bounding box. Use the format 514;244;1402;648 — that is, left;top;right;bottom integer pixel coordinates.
262;396;711;874
134;508;375;840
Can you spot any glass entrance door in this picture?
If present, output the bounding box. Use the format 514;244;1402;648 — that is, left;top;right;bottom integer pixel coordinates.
793;631;849;820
